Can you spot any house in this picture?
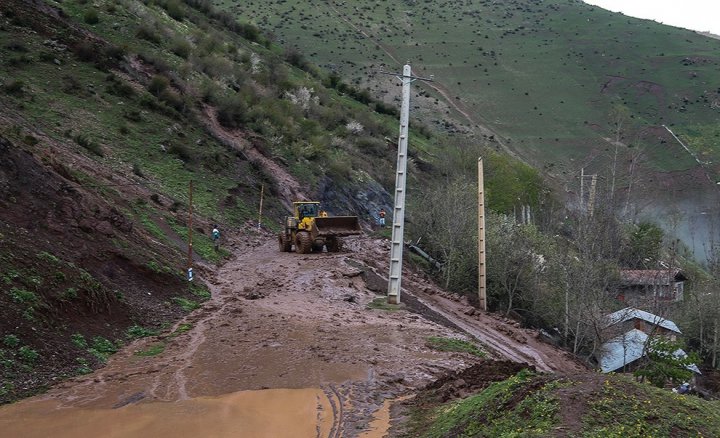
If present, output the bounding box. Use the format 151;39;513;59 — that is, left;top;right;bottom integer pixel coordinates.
597;307;699;374
617;269;686;304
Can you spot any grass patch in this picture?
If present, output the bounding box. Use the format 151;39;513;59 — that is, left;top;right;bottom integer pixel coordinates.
171;296;199;312
134;342;165;357
126;325;159;339
426;336;486;358
367;296;405;312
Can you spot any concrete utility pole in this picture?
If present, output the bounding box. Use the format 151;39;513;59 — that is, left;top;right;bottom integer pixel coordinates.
382;64;433;304
477;158;487;311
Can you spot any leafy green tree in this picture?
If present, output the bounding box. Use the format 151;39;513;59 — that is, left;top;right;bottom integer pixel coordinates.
621;222;664;268
634;337;699;388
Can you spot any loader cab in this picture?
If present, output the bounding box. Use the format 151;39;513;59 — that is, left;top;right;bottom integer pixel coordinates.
295;202;320;220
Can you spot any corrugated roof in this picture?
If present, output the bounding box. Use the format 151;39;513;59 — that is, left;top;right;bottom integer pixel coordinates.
605;307;681;333
599;329;648;373
620;269;684;286
598;329;700;374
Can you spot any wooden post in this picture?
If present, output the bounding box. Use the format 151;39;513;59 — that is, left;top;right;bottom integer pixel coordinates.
478;158;487;311
258;184;264;230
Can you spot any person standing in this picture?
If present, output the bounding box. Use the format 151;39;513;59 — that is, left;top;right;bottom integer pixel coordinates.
212;225;221;250
378;209;386;227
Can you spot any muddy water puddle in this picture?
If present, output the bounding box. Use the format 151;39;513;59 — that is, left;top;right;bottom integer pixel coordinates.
0;388;334;438
358;395;414;438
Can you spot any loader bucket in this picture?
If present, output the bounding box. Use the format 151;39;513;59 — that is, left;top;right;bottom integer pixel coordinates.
313;216;361;237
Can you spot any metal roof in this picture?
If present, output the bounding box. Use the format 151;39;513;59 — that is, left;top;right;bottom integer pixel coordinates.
605;307;681;334
599;329;700;374
620;269;685;286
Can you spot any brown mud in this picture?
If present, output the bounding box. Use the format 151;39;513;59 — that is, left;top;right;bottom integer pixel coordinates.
0;233;586;436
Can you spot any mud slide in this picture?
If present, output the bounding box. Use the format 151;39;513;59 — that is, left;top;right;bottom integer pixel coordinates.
0;232;586;436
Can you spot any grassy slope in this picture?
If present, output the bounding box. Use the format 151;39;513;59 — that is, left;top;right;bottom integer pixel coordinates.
224;0;720;177
403;371;720;437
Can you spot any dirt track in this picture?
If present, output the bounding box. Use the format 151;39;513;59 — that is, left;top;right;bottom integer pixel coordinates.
0;231;586;437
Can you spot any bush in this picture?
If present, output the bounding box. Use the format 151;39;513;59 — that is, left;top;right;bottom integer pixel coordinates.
18;346;39;363
105;75;135;98
169;143;192;162
147;75;170;96
3;80;25;96
159;89;186;113
83;9;99;24
217;95;247;129
3;335;20;348
136;24;161;44
171;37;192;59
163;0;185;21
74;134;104;156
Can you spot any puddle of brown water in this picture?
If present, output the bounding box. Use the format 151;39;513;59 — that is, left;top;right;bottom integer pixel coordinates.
0;388;333;438
358;395;414;438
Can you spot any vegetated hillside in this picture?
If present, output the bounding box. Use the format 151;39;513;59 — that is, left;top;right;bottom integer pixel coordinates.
225;0;720;257
0;0;543;403
397;367;720;437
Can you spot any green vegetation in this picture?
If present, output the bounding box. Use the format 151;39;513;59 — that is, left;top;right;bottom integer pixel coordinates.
171;297;199;312
404;372;720;437
126;325;159;339
134;343;165;357
407;370;560;437
87;337;118;363
2;335;20;349
634;338;700;388
366;296;405;312
584;376;720;437
228;0;720;176
426;337;486;358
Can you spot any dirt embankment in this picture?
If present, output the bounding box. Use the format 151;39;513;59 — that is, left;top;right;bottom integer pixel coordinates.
0;227;587;437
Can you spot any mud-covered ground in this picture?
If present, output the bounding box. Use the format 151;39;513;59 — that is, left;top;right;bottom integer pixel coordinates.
0;230;587;437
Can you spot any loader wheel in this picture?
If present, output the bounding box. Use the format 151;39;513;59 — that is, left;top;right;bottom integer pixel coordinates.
312;242;325;252
326;237;342;253
295;231;312;254
278;233;292;252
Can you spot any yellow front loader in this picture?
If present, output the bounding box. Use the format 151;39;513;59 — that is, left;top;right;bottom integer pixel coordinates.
278;201;361;253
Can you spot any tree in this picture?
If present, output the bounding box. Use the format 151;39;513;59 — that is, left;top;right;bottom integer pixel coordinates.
634;337;699;388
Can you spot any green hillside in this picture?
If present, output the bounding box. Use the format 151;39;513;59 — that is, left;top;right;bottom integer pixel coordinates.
225;0;720;177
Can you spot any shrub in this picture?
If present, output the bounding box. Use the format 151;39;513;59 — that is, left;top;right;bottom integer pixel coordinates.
83;9;99;24
105;79;135;99
3;80;25;96
169;143;192;162
163;0;185;21
147;75;170;96
217;95;248;129
171;38;192;59
159;88;186;113
74;134;104;156
71;333;88;349
132;162;144;177
126;325;158;339
18;346;39;363
88;336;118;362
136;24;161;44
3;335;20;348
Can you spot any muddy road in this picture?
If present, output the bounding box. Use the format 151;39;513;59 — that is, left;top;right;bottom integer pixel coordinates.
0;231;585;437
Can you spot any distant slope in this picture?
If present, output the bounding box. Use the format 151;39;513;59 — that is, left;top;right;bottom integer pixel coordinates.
224;0;720;257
